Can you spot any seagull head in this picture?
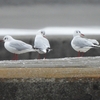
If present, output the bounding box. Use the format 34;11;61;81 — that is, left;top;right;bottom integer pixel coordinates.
37;30;45;37
3;35;14;42
73;30;85;37
41;31;45;37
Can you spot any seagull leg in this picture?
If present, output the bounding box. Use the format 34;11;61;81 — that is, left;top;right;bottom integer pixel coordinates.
13;54;18;60
37;54;40;59
15;54;18;60
43;54;46;59
78;51;80;57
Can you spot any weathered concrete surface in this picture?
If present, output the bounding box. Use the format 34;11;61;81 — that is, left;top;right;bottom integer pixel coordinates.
0;68;100;78
0;57;100;100
0;78;100;100
0;56;100;68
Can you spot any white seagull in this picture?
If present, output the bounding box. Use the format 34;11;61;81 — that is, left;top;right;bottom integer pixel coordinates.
34;30;52;59
3;35;35;60
71;30;100;57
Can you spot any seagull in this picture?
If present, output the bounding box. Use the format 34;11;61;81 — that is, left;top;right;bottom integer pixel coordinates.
71;30;100;57
3;35;35;60
34;30;52;59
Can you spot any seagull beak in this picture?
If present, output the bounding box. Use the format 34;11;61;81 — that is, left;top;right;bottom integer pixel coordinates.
43;35;46;37
81;34;85;37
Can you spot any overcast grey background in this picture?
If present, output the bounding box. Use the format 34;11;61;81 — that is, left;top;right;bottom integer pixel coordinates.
0;0;100;29
0;0;100;60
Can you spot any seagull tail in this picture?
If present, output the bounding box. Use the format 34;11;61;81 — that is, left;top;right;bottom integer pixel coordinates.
92;45;100;48
96;45;100;47
47;48;53;53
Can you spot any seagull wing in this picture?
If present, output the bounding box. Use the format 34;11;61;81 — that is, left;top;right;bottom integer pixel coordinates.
34;35;50;50
9;40;32;51
73;37;94;48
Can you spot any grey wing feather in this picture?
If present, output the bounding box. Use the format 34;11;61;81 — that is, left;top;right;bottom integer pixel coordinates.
74;38;93;48
10;40;32;51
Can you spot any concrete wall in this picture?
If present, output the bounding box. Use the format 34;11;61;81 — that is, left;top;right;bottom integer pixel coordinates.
0;78;100;100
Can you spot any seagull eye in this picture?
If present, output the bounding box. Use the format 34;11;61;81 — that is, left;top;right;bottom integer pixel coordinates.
41;31;45;35
5;37;8;40
76;31;78;33
76;31;80;33
41;31;43;34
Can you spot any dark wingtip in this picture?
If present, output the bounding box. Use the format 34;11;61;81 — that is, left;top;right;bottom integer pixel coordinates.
47;48;52;53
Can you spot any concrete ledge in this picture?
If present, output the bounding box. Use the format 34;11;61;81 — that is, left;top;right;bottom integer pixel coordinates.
0;68;100;78
0;57;100;100
0;57;100;78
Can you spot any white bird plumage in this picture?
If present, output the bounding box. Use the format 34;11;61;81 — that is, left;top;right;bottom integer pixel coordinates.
71;30;100;57
3;35;35;60
34;30;52;59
